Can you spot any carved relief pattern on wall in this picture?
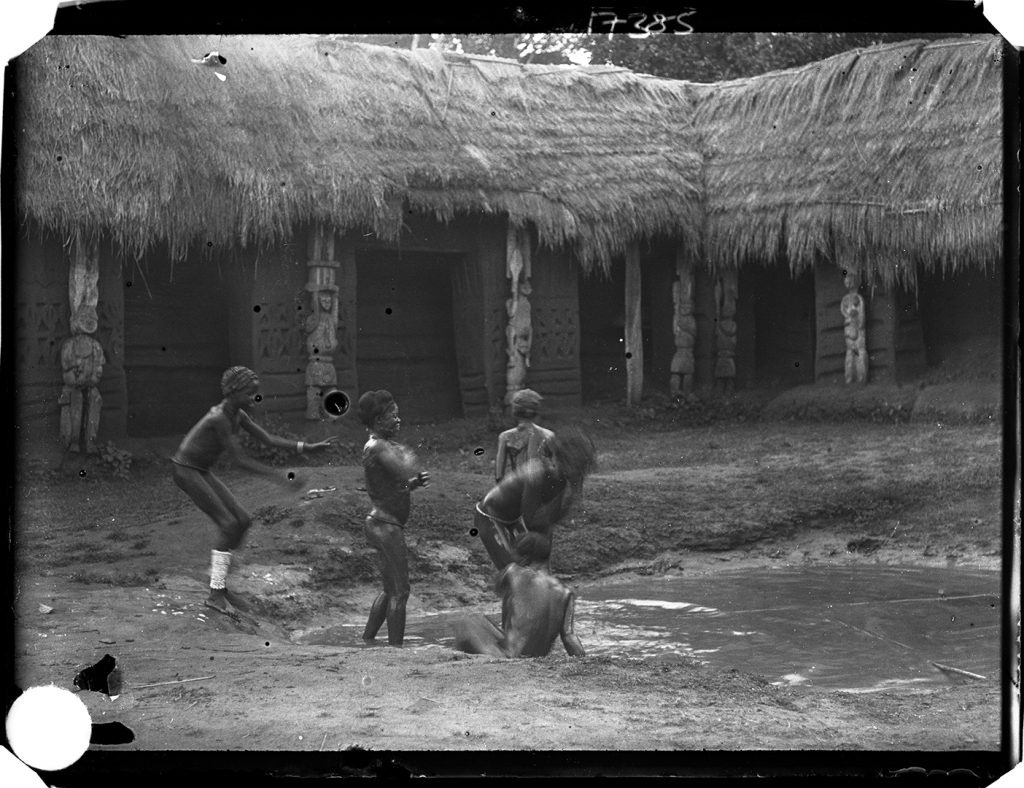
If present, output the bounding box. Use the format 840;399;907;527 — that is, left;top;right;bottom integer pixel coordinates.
532;301;578;364
256;298;304;363
18;301;69;373
489;304;508;400
97;299;124;364
334;296;354;370
17;253;68;376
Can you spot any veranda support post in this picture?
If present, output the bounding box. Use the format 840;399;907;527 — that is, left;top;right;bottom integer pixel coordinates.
59;235;105;453
671;248;696;398
624;243;643;407
504;224;533;410
304;224;340;419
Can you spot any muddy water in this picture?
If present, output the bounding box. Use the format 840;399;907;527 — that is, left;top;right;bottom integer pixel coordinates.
298;566;1000;693
571;566;1001;692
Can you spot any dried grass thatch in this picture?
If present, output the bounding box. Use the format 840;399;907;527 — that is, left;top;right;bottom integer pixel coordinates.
14;35;1004;283
690;35;1004;287
13;35;703;271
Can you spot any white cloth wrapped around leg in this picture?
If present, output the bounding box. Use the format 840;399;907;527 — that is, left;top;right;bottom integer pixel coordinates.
210;549;232;590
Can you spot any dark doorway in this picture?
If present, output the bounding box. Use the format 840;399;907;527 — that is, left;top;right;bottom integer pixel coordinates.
917;263;1003;380
356;251;463;422
578;260;657;403
579;263;623;402
751;266;816;386
124;254;231;436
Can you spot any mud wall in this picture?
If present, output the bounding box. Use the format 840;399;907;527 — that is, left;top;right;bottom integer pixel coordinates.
123;246;244;435
526;245;582;409
450;247;489;417
14;233;72;452
353;249;463;422
349;216;498;419
247;242;306;419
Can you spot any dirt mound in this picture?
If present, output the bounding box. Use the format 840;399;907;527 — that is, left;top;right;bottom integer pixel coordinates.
762;380;1003;424
920;336;1003;384
762;383;918;423
911;382;1003;424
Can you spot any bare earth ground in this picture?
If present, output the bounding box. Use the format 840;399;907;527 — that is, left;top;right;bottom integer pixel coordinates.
7;382;1014;778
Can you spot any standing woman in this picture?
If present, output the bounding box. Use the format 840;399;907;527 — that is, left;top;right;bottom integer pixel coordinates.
171;366;334;618
358;390;430;647
494;388;554;483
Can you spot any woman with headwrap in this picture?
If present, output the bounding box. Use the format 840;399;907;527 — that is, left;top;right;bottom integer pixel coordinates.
357;390;430;647
494;388;555;483
171;366;334;619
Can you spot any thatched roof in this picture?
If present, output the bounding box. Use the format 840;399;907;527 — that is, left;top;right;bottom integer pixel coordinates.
12;35;703;270
12;35;1005;282
690;35;1004;286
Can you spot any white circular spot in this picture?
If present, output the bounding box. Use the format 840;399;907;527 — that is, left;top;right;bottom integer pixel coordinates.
5;686;92;771
0;745;48;788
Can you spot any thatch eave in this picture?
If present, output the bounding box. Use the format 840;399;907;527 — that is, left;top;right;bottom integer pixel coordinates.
13;34;705;265
12;34;1002;283
693;34;1004;284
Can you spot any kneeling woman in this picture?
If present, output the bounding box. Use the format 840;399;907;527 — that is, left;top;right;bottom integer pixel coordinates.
357;390;430;647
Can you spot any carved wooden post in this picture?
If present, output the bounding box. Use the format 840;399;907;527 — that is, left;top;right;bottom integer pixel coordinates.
670;248;696;398
504;224;533;409
841;271;868;384
714;268;738;394
304;224;340;419
59;235;105;453
624;243;643;407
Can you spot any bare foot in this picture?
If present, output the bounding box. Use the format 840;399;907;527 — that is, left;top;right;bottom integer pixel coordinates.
224;589;252;612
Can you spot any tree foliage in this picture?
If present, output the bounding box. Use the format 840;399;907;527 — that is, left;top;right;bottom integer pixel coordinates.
329;32;973;80
582;32;972;81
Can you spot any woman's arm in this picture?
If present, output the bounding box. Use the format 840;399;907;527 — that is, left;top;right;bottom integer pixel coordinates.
222;416;304;488
238;410;335;453
238;410;296;450
224;434;305;489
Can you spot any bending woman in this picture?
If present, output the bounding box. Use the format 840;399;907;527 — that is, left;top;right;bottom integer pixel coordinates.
474;427;595;572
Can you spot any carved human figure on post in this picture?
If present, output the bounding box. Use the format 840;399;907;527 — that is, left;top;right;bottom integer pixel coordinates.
59;332;105;453
670;259;696;400
60;239;105;453
506;283;532;403
304;287;339;419
841;271;868;385
505;226;532;408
